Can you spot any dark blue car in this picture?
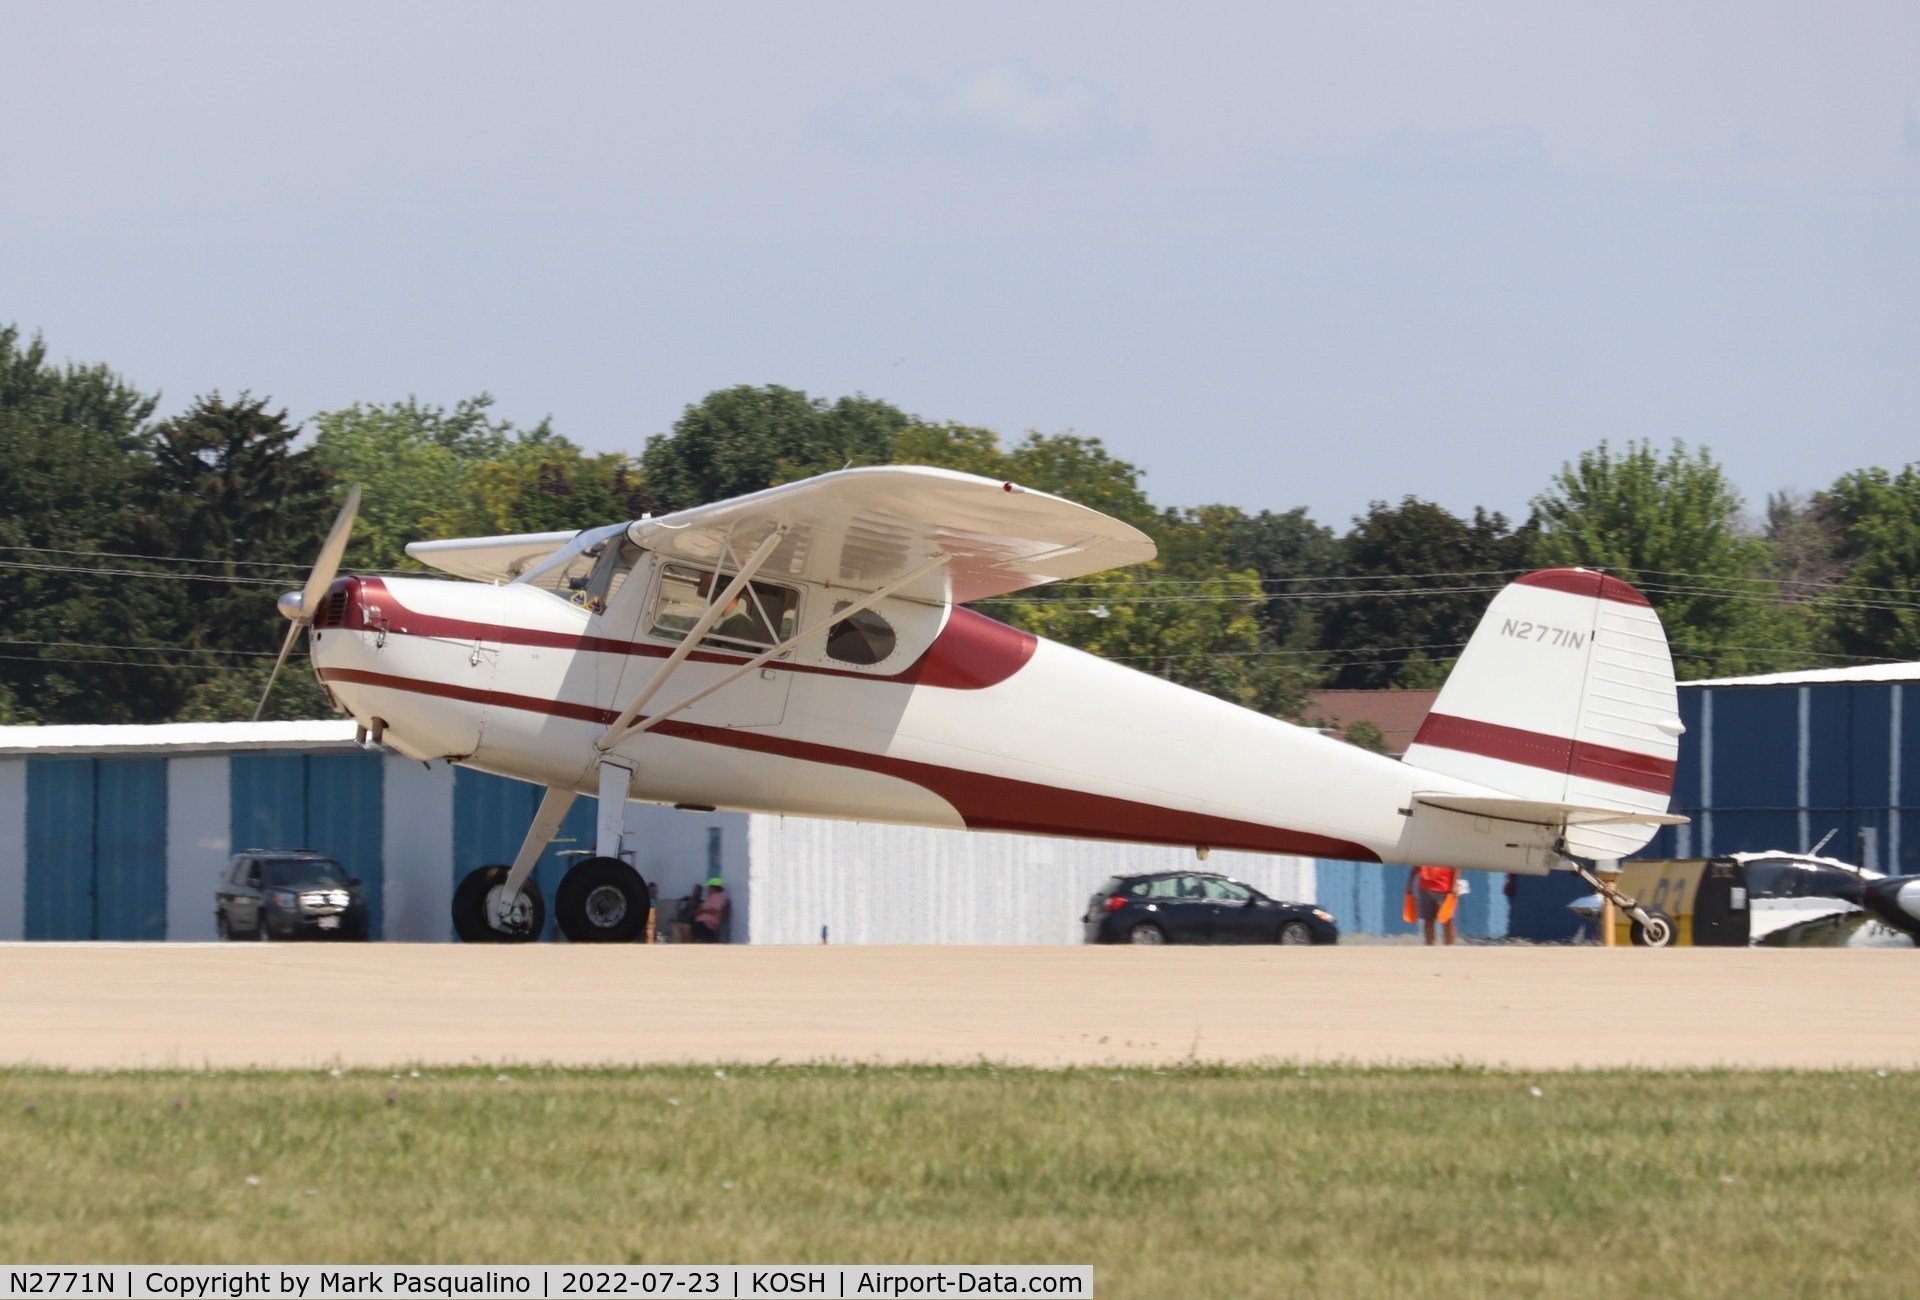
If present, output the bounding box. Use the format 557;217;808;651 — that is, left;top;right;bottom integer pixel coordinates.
1083;870;1338;946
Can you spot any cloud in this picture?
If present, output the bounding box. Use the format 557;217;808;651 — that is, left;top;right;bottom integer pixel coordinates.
816;63;1145;164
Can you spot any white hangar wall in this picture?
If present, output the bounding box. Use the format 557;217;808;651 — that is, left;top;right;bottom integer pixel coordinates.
743;815;1314;945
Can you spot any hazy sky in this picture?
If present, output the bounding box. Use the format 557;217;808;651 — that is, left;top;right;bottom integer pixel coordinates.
5;2;1917;528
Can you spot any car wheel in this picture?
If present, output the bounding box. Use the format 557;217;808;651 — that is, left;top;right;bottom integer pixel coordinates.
1631;909;1676;948
555;857;650;943
1127;922;1167;945
1277;920;1314;945
452;865;546;943
215;913;231;941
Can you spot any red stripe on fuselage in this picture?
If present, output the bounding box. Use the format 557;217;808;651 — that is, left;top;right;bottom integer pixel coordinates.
340;577;1036;689
1411;712;1674;795
317;665;1379;862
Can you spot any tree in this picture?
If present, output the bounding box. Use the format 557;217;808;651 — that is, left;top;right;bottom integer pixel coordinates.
0;326;161;722
1531;439;1806;679
639;385;910;511
1317;497;1536;689
124;393;338;720
1818;465;1920;661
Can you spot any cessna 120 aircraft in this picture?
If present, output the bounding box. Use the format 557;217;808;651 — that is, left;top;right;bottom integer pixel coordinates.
261;466;1690;943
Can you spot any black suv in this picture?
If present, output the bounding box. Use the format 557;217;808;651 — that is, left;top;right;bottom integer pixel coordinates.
1084;870;1339;946
216;850;369;941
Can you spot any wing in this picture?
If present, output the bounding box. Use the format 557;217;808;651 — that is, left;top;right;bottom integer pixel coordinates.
628;465;1157;604
405;529;584;583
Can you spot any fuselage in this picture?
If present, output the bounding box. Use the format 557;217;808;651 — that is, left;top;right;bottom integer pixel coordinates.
308;554;1567;874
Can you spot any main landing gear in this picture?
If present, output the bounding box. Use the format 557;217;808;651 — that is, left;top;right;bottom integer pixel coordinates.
453;857;653;944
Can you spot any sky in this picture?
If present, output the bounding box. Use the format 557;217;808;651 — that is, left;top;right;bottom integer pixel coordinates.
4;1;1918;529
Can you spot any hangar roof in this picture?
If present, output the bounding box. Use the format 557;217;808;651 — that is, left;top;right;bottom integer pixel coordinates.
0;720;361;756
1683;662;1920;689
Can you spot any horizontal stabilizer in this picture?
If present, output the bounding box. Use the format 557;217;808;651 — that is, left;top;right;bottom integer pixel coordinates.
1414;793;1689;830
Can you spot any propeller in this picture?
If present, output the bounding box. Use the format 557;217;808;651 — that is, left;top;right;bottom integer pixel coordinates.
253;484;362;722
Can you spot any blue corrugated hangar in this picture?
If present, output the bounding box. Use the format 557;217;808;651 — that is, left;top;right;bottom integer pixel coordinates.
0;722;745;942
1509;662;1920;939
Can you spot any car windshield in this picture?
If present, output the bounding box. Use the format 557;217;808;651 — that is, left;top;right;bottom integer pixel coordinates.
261;858;350;888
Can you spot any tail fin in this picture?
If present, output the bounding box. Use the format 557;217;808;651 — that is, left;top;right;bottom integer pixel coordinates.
1403;568;1684;861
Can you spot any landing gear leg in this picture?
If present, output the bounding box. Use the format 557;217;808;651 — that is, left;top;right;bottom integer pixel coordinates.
1570;862;1674;948
450;786;576;943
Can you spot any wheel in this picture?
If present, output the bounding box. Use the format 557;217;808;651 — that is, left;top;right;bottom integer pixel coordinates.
1127;922;1167;945
215;912;231;941
452;865;546;943
555;857;650;943
1277;920;1314;945
1631;909;1676;948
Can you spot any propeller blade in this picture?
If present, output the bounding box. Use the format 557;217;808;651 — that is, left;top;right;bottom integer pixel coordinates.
252;618;303;722
299;484;362;620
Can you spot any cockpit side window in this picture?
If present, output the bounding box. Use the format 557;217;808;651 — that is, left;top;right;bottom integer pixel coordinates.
649;563;799;652
825;604;897;665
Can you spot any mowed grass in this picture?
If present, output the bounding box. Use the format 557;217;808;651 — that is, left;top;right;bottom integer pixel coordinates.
2;1066;1917;1298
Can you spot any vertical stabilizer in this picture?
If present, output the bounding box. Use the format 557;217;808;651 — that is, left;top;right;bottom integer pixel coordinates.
1402;569;1683;859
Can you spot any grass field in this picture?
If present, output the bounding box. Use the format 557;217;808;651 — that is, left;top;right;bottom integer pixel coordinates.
2;1065;1915;1298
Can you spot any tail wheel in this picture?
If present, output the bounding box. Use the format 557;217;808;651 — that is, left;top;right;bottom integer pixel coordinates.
1128;922;1167;945
555;857;650;944
1631;909;1676;948
452;865;546;944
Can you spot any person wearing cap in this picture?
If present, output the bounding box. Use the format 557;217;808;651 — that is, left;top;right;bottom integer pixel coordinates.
691;876;729;943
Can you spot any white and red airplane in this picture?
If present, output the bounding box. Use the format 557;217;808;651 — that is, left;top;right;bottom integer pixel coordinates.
263;467;1686;943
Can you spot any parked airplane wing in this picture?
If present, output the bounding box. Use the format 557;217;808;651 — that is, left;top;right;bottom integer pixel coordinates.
627;465;1158;604
406;529;583;583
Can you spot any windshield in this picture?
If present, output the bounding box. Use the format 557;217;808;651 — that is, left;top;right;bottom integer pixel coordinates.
261;858;350;888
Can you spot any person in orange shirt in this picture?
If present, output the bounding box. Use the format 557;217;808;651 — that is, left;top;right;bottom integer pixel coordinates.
1406;864;1461;946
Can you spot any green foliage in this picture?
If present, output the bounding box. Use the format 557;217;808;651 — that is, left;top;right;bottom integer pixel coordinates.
1818;465;1920;661
1318;497;1535;689
5;1066;1920;1298
0;326;162;722
126;393;339;721
312;396;647;572
639;385;910;512
1531;439;1809;679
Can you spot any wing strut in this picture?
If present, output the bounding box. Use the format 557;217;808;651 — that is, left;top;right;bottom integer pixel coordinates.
593;525;789;751
598;551;951;753
493;786;579;927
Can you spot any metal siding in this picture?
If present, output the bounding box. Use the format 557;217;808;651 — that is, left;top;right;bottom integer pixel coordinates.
306;753;385;938
26;758;95;940
0;759;27;941
1805;684;1853;813
1848;686;1895;810
744;815;1311;945
1506;871;1591;942
229;753;308;853
165;756;230;941
1710;690;1800;812
1704;809;1806;856
381;756;455;941
93;758;168;940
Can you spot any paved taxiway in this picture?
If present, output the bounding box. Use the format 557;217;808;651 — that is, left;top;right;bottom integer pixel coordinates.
2;944;1916;1071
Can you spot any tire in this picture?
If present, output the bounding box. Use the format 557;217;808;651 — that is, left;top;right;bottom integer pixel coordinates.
1631;909;1676;948
555;857;650;944
1127;922;1167;945
1277;920;1314;946
216;912;231;941
452;865;546;944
